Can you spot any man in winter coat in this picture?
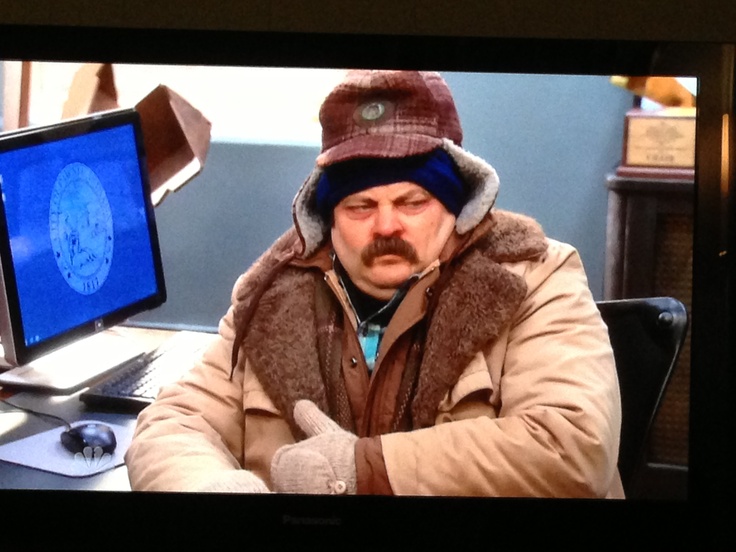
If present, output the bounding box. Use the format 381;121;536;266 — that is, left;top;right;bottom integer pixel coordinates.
125;70;624;498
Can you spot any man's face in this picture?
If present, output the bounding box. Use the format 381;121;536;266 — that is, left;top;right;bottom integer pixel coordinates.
331;181;457;300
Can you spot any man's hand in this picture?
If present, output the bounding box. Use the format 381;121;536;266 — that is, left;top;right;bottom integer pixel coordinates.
271;400;358;494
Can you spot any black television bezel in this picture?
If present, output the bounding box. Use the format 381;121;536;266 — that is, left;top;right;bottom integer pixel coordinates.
0;108;167;366
0;26;733;551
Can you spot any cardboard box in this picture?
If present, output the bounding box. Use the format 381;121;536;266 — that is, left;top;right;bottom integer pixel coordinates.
62;63;119;118
134;85;211;205
63;64;211;205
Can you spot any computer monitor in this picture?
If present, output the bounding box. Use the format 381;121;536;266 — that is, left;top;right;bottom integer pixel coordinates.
0;108;166;368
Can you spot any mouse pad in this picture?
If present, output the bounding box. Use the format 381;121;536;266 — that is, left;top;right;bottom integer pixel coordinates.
0;420;135;477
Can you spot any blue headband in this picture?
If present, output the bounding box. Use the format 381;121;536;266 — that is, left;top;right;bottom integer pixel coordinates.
315;148;467;219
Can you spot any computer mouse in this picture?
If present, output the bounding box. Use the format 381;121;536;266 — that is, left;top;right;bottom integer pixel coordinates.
60;422;117;455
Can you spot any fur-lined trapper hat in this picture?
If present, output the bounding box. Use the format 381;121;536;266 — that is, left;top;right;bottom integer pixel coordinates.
292;70;501;258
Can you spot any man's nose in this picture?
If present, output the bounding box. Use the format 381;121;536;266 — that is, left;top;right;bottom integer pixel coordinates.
373;205;402;236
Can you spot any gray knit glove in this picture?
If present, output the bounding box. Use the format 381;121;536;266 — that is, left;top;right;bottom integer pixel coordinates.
271;400;358;495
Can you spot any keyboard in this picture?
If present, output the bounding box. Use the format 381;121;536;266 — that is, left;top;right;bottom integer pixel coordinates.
80;330;217;412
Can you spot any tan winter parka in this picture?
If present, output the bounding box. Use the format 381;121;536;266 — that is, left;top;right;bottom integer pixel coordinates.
126;211;623;497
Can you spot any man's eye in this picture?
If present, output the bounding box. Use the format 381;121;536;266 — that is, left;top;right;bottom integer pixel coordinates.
347;204;373;213
401;199;429;210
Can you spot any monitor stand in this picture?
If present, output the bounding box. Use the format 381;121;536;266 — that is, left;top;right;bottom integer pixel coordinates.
0;328;157;394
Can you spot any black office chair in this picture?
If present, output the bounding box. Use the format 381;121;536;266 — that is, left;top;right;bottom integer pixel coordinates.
596;296;688;498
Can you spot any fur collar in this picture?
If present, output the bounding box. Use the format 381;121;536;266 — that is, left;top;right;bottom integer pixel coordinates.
236;210;547;434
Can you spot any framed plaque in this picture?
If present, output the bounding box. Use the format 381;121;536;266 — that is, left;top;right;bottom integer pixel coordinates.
616;107;696;180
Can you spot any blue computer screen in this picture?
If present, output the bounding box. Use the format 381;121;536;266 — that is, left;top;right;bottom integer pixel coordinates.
0;123;159;346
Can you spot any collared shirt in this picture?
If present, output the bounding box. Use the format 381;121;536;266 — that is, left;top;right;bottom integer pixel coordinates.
335;258;418;373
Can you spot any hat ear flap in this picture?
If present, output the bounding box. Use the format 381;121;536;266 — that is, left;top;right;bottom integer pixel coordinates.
442;140;499;235
292;166;330;257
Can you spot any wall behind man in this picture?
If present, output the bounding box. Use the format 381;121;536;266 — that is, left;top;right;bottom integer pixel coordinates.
132;72;632;330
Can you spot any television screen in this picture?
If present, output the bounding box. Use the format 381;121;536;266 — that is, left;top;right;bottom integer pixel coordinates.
0;25;733;552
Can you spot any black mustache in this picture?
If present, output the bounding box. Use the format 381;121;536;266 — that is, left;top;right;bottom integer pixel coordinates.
361;236;419;266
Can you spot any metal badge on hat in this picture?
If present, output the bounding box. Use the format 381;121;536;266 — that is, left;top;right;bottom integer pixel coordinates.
354;100;394;127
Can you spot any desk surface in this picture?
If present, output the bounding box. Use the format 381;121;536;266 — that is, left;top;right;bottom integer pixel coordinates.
0;326;187;490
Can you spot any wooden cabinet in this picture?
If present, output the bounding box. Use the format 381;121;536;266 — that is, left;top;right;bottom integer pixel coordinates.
604;174;693;499
605;175;694;300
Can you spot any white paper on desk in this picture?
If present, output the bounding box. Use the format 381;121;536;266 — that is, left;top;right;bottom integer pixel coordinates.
0;420;135;478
